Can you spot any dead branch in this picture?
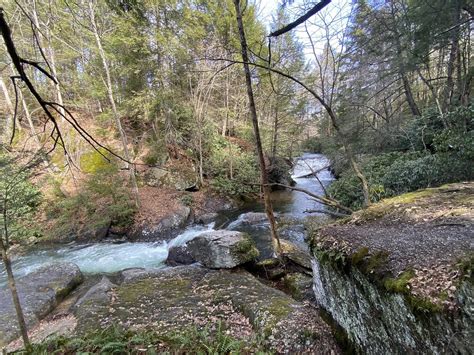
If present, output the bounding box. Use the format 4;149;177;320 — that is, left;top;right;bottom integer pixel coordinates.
269;0;331;37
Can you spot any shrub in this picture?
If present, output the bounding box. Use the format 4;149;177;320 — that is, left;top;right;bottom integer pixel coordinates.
48;163;136;238
326;105;474;210
0;154;42;243
206;136;260;196
301;137;322;153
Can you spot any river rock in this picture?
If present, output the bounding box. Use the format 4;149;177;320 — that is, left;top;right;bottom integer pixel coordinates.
0;263;83;347
129;205;191;242
281;240;312;270
195;212;218;225
73;265;339;353
229;212;269;228
166;245;195;266
74;276;115;308
186;230;259;268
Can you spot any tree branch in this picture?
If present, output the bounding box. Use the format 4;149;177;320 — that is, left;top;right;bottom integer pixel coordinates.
269;0;331;37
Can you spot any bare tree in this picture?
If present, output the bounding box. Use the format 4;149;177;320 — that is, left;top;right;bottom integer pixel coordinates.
233;0;281;252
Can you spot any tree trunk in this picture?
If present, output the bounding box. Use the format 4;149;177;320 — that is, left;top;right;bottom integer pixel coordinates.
271;104;279;159
233;0;281;253
32;0;65;118
0;214;30;351
88;0;139;206
443;0;462;113
0;77;14;142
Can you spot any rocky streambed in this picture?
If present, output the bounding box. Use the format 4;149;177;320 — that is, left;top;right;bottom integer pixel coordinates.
1;156;472;353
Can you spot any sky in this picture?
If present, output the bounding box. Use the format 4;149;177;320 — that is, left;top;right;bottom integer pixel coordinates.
255;0;353;58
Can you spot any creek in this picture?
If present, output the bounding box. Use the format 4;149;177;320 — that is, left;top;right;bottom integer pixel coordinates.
0;153;333;285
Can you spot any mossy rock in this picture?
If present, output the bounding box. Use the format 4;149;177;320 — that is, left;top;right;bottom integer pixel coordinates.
80;148;112;174
73;266;339;353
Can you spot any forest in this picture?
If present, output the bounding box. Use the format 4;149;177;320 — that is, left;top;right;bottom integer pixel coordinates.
0;0;473;353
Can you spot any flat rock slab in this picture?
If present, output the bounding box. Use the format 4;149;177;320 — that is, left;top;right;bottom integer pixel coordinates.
313;182;474;308
74;265;339;353
0;263;83;347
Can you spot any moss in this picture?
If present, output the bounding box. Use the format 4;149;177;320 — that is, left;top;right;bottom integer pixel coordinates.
231;236;259;260
385;189;435;204
384;270;442;313
283;274;301;300
256;258;280;268
117;278;190;303
364;250;390;274
384;270;415;293
260;298;293;336
408;295;442;313
351;247;369;265
80;148;112;174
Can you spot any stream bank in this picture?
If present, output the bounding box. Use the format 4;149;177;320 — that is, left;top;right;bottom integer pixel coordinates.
311;182;474;353
1;153;339;352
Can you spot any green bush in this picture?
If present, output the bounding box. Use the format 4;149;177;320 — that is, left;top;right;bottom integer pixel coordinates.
206;136;260;196
326;105;474;210
0;154;42;243
301;137;322;153
48;163;136;238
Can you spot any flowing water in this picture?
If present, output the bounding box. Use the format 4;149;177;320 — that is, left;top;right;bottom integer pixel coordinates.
0;153;333;285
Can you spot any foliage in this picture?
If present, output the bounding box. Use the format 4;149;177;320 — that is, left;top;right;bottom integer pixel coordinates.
206;136;260;196
327;105;474;210
0;154;42;244
22;323;268;354
47;161;136;239
301;137;322;153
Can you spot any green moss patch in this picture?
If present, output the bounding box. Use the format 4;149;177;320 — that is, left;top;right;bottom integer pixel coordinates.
80;148;112;174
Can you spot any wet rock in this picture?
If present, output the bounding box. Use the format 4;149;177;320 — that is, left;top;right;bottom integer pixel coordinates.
195;212;218;225
0;263;83;347
187;230;259;268
129;206;191;242
278;223;307;249
230;212;269;227
73;265;339;353
166;245;195;266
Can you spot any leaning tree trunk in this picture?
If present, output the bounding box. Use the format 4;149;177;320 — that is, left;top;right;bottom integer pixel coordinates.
0;211;30;351
233;0;281;252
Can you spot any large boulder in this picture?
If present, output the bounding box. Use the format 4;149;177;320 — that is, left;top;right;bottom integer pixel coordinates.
144;166;197;191
129;205;191;242
166;245;195;266
0;263;83;347
73;265;339;353
186;230;259;268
